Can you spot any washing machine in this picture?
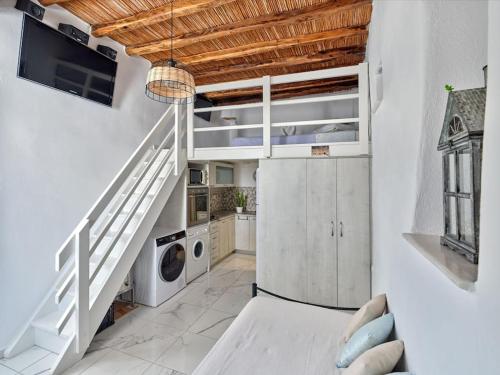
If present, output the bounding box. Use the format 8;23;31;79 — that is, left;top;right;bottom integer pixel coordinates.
134;226;187;307
186;223;210;283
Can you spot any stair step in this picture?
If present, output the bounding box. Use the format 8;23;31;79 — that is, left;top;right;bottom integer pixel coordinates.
32;310;74;337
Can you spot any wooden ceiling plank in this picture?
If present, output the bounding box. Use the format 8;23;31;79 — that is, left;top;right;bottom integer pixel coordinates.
194;47;365;83
128;27;367;63
92;0;237;38
126;0;370;52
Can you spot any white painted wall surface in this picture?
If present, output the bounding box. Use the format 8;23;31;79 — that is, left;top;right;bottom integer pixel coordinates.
234;161;258;187
368;1;498;373
0;2;166;348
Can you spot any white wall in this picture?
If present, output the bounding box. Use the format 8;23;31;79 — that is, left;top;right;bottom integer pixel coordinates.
368;1;499;373
0;2;166;348
234;161;258;187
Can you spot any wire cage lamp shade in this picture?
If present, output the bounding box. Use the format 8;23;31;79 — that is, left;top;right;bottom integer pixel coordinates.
145;59;196;104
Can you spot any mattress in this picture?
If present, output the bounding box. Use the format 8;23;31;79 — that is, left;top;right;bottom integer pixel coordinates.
230;130;358;147
193;296;352;375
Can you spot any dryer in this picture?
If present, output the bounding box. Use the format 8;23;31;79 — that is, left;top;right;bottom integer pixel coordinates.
186;223;210;283
134;227;186;307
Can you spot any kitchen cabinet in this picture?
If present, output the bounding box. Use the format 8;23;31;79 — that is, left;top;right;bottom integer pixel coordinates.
210;215;235;265
235;214;256;253
257;157;370;308
208;162;234;187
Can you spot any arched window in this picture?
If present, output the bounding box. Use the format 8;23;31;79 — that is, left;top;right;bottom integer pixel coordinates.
448;116;464;137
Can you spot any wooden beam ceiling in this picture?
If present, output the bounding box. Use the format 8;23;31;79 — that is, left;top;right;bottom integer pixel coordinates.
41;0;372;103
92;0;237;38
129;27;367;64
194;47;365;84
125;0;370;53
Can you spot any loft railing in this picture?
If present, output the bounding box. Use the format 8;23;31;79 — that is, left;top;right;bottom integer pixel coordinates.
187;63;370;160
52;104;181;353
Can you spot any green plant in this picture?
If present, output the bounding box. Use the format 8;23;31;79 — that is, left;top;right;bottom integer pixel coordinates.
235;191;247;208
445;84;454;92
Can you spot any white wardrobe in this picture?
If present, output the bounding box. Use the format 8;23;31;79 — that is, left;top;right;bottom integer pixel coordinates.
257;157;371;308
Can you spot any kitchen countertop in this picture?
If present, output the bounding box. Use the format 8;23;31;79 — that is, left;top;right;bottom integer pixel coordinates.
211;210;256;221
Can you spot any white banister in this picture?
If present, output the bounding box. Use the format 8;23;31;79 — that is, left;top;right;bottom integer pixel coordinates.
89;127;175;256
75;219;90;353
87;106;174;223
174;105;180;176
89;146;176;285
187;102;194;159
262;75;271;158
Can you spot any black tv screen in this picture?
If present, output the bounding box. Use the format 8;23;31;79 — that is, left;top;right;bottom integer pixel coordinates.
18;15;117;106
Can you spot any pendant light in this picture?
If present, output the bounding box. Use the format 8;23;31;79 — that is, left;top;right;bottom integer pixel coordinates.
145;0;196;104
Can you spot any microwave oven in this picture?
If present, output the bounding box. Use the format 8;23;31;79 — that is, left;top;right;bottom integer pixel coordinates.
189;168;205;185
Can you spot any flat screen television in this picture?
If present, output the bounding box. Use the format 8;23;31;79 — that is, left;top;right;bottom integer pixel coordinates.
18;15;117;106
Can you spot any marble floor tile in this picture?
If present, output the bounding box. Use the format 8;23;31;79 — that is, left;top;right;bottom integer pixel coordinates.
142;363;185;375
65;253;255;375
90;319;183;359
152;302;206;331
0;365;17;375
0;346;52;372
225;279;253;297
178;283;225;309
237;270;256;283
114;324;179;362
78;350;151;375
63;349;112;375
21;353;58;375
155;333;216;374
188;309;236;340
211;292;251;315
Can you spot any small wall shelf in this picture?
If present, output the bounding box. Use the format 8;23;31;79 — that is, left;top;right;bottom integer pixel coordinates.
403;233;478;291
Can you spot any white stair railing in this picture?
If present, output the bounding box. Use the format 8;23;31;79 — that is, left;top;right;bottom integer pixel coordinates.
52;105;177;353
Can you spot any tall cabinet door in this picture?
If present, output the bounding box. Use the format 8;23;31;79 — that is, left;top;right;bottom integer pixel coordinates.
337;158;371;308
257;159;308;301
306;159;338;306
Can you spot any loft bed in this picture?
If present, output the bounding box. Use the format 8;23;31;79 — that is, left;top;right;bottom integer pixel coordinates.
187;63;370;160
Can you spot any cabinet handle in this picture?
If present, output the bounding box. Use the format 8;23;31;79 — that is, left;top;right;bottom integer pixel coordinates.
340;221;344;237
331;220;335;237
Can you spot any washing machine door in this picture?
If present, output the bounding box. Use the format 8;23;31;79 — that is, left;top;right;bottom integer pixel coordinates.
159;243;186;282
192;239;205;260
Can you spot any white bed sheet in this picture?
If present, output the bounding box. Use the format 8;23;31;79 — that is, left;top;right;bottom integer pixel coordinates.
193;296;352;375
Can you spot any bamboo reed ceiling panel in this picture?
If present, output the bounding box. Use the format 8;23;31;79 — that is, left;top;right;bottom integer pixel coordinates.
43;0;372;102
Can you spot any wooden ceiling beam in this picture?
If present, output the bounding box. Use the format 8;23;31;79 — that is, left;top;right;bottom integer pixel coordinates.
130;26;367;64
177;27;366;64
193;47;365;84
92;0;236;38
126;0;370;53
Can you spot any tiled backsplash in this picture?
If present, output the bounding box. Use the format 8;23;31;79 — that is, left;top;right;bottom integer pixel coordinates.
210;186;257;212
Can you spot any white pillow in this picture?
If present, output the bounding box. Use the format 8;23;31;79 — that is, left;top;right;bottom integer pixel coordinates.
343;340;404;375
281;126;296;136
341;294;386;343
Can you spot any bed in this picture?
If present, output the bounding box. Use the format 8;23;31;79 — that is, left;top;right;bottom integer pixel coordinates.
193;296;352;375
230;130;358;147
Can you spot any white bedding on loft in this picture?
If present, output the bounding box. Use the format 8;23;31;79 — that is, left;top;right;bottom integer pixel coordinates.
193;296;352;375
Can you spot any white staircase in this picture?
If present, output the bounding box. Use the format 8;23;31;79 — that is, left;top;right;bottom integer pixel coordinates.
3;104;187;374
